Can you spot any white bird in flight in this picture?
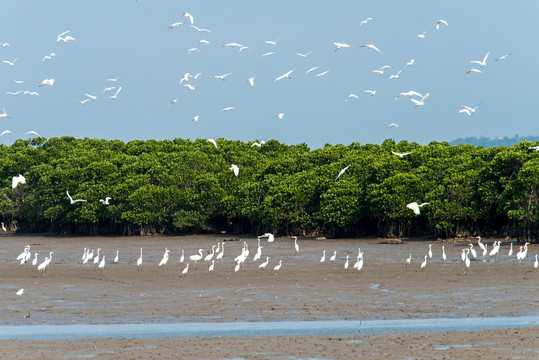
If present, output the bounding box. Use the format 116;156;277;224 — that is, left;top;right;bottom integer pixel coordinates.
459;104;482;115
495;53;512;61
389;70;402;79
99;197;111;205
190;25;211;32
193;115;200;122
333;42;350;51
211;73;232;81
207;139;217;148
359;44;382;53
13;79;24;84
66;190;87;204
406;202;429;215
168;98;182;106
276;113;285;119
261;51;276;57
183;12;194;24
470;52;490;67
85;93;97;101
39;78;55;87
2;58;18;66
265;37;279;45
106;77;119;82
406;59;415;67
392;151;411;158
184;84;196;91
296;51;311;58
364;90;376;96
198;39;210;45
315;70;329;77
229;164;239;176
335;164;351;180
57;35;76;44
6;91;22;96
23;91;38;96
25;131;40;136
167;22;184;29
76;99;91;105
411;93;429;107
385;123;399;128
188;48;199;54
360;17;373;26
106;86;122;99
417;32;426;39
436;19;449;30
247;77;255;87
305;66;319;74
221;106;235;112
1;130;12;136
0;42;10;47
345;93;359;102
42;53;56;62
274;70;294;81
465;68;482;75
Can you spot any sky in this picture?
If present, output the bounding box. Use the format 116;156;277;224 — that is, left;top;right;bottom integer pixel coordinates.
0;1;537;149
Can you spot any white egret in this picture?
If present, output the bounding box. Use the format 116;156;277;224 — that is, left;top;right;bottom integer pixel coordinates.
0;108;11;118
465;68;482;75
66;190;87;204
57;35;76;43
420;256;427;271
229;164;239;176
247;77;255;87
0;42;10;47
273;260;282;272
406;202;429;215
251;141;266;147
534;255;538;269
344;255;349;269
6;91;22;96
346;93;359;102
23;91;38;96
1;130;12;136
389;70;402;79
168;98;182;106
495;53;512;61
137;248;143;269
333;42;350;51
204;245;216;261
159;249;171;267
330;251;337;262
464;249;471;272
372;69;384;76
222;42;244;48
37;252;54;273
16;245;30;261
442;246;447;261
25;131;40;137
99;197;112;205
190;25;211;32
276;113;285;119
190;249;205;267
211;73;232;81
294;236;299;254
183;12;194;24
182;263;189;276
93;248;101;265
207;139;217;148
12;174;26;189
428;244;433;259
261;52;276;57
461;249;466;262
305;66;319;74
39;79;55;87
220;106;234;112
405;254;412;268
234;261;241;272
315;70;329;77
16;288;24;296
32;253;39;266
335;164;351;180
469;244;477;258
253;245;263;262
364;90;376;96
359;44;382;53
411;93;430;107
209;260;215;272
179;249;185;263
259;257;269;269
296;52;311;58
193;115;200;122
320;250;326;263
360;17;372;26
98;255;106;272
258;232;275;242
167;22;184;29
355;257;364;272
392;151;411;158
436;19;448;30
216;243;224;262
113;250;119;263
508;243;513;257
106;77;119;82
76;99;91;105
406;59;415;67
106;86;122;100
470;52;490;67
274;70;294;81
417;32;426;39
385;123;399;129
2;58;17;66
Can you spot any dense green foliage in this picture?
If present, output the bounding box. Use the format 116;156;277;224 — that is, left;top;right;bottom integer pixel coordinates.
1;137;538;241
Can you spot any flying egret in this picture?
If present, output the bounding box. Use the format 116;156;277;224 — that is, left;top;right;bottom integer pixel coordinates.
190;25;211;32
265;37;279;45
465;68;482;75
66;190;87;204
229;164;239;176
222;42;244;48
261;52;276;57
436;19;449;30
470;52;490;67
359;44;382;53
274;70;294;81
495;53;512;61
6;91;22;96
411;93;429;107
183;12;194;24
346;93;359;102
76;99;91;105
460;104;482;115
360;17;373;26
106;86;122;100
251;141;265;147
2;58;18;66
106;77;119;82
276;113;285;119
273;260;282;272
25;131;40;137
57;35;76;43
247;77;255;87
168;98;182;106
23;91;38;96
12;174;26;189
406;59;415;67
315;70;329;77
167;22;184;29
0;108;12;118
392;151;411;158
364;90;376;96
406;202;429;215
211;73;232;81
258;232;275;242
372;69;384;75
305;66;319;74
385;123;399;128
220;106;234;112
335;164;351;180
389;70;402;79
296;52;311;58
193;115;200;122
0;42;10;47
207;139;217;148
99;197;112;205
333;42;350;51
417;32;426;39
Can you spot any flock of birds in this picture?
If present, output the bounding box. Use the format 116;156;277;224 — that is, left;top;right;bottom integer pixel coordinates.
0;6;516;145
10;233;537;297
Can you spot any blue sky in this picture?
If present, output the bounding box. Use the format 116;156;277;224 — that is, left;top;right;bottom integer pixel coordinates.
0;1;536;149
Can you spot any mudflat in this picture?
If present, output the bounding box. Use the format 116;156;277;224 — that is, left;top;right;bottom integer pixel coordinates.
0;234;537;359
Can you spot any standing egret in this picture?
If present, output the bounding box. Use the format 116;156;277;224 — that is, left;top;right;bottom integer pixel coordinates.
204;245;216;262
93;248;101;266
442;246;447;261
179;249;185;263
477;236;486;253
16;288;24;296
216;244;224;262
98;255;106;273
469;244;477;259
253;244;263;262
16;245;30;261
508;243;513;257
464;249;471;273
355;256;364;274
113;250;119;263
320;250;326;263
405;254;412;268
273;260;282;272
1;222;6;231
461;249;466;262
259;257;270;270
420;256;427;271
32;253;39;266
534;255;538;269
190;249;205;268
293;236;299;255
137;248;143;270
209;260;215;272
159;249;171;268
330;251;337;262
344;255;349;270
428;244;433;259
234;260;242;273
182;263;189;276
37;252;53;275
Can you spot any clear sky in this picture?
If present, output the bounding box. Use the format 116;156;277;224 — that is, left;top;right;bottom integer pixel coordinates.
0;1;537;149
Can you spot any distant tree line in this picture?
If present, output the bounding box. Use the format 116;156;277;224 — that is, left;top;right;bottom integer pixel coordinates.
450;135;539;148
1;137;538;242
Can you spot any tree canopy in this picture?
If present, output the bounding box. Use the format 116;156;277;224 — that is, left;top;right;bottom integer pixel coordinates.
1;137;538;242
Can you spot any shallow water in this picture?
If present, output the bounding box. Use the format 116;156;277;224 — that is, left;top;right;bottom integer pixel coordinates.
0;316;537;340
